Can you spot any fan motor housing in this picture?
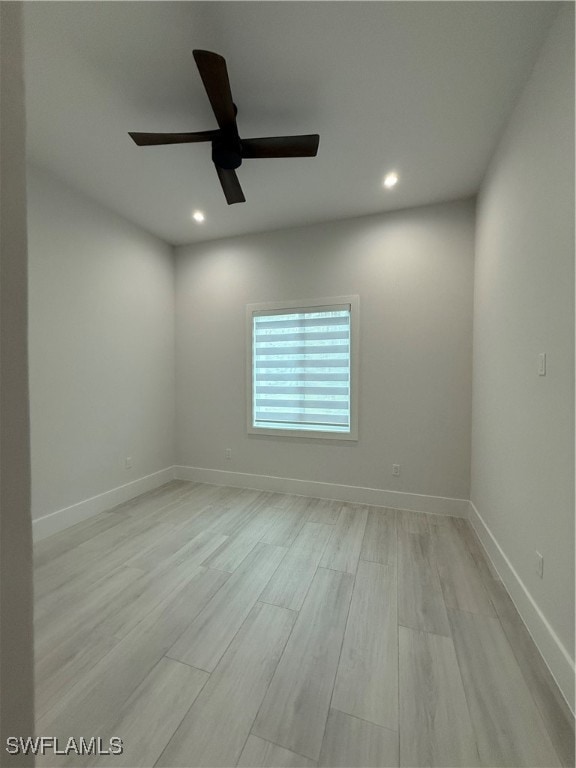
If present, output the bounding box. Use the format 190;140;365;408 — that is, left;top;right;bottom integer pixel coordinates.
212;138;242;170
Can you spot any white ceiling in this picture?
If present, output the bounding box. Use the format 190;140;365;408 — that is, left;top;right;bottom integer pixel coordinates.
23;2;556;245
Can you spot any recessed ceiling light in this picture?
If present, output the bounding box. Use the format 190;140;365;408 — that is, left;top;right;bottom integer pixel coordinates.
383;172;399;189
192;210;205;223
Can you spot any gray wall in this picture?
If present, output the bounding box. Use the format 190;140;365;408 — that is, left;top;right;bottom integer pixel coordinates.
175;199;475;503
0;2;35;760
472;4;574;700
27;166;176;521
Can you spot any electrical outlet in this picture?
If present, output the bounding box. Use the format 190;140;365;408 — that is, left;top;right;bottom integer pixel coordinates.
535;551;544;578
125;456;132;469
392;464;400;476
225;448;232;460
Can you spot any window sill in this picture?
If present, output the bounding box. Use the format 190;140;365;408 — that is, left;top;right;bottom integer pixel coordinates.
247;425;358;441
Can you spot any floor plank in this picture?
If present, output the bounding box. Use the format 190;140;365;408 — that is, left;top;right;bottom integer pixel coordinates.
35;566;144;651
431;520;497;617
398;625;479;766
452;517;502;582
305;498;343;525
99;549;224;640
332;561;398;730
149;527;228;574
319;505;368;574
73;521;177;581
156;500;228;530
238;736;316;768
259;522;333;611
202;532;259;573
318;709;399;767
252;567;354;761
89;658;208;767
167;542;286;671
267;492;302;509
488;581;575;767
35;627;120;721
37;566;228;762
360;508;397;566
38;534;223;649
448;608;561;767
123;523;227;572
397;527;450;636
213;496;276;537
260;505;310;547
33;511;127;569
452;516;574;765
205;501;292;573
158;603;295;767
34;544;112;600
76;514;174;556
216;488;264;511
397;510;430;534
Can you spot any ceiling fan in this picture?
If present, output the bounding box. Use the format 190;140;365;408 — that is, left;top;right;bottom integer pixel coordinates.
129;50;320;205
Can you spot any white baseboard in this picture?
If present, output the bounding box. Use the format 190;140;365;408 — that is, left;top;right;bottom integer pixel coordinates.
32;467;176;542
173;465;469;517
468;500;575;715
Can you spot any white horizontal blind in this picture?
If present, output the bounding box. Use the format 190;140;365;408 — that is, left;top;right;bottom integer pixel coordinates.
252;306;351;433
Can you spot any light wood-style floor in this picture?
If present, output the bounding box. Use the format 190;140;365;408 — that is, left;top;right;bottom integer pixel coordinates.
34;481;574;768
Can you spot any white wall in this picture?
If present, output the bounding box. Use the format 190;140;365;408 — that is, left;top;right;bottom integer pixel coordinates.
27;165;175;527
471;5;574;708
0;2;35;757
175;199;475;511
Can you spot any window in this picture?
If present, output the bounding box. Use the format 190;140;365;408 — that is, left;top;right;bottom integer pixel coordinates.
247;296;359;439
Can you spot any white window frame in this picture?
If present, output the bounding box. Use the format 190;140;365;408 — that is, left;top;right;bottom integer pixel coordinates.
246;295;359;440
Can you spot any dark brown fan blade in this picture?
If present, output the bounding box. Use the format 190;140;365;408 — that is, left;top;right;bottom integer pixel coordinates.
241;134;319;158
215;165;245;205
193;50;237;130
129;130;219;146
